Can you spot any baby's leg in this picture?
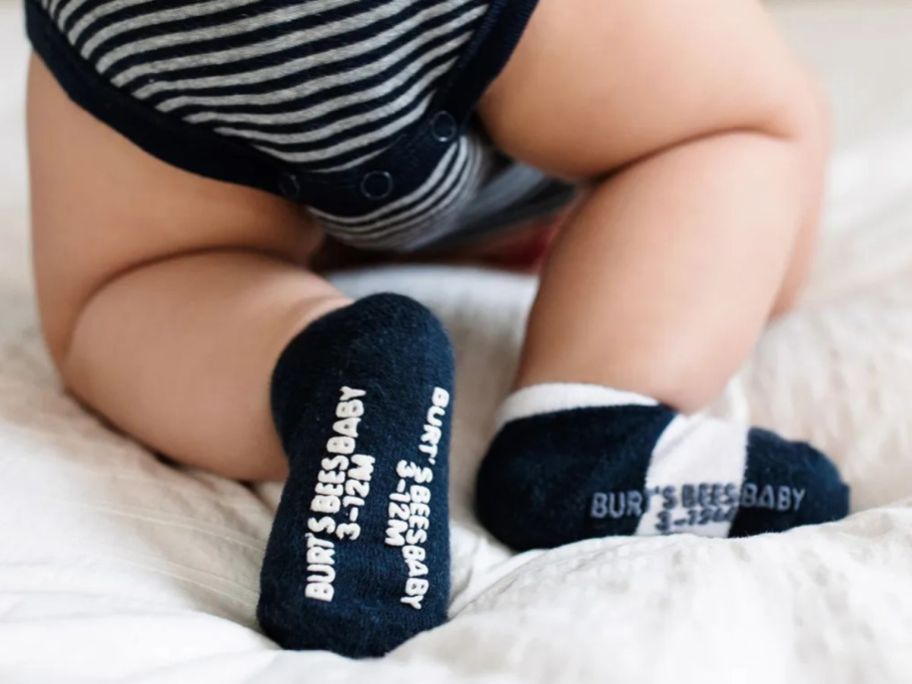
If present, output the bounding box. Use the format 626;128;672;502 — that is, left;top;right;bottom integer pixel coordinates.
29;56;453;656
475;0;849;546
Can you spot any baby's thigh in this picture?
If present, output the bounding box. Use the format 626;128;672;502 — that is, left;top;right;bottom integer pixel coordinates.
478;0;819;178
27;55;323;365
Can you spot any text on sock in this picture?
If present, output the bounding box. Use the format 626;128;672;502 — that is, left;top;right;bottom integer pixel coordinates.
591;482;807;534
384;387;450;610
305;386;376;602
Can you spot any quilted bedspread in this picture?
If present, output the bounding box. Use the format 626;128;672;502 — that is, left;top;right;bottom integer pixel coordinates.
2;1;912;681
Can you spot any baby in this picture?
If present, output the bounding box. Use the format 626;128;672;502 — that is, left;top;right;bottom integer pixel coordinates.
24;0;850;659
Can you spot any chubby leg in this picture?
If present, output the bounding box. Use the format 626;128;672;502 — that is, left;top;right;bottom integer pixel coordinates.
28;54;341;481
28;56;453;655
479;0;829;409
60;252;344;481
475;0;848;547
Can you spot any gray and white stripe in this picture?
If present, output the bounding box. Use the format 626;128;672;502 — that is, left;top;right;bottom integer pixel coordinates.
314;133;488;250
38;0;497;250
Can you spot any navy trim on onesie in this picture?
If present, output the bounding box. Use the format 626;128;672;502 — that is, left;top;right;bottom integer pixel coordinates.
24;0;546;251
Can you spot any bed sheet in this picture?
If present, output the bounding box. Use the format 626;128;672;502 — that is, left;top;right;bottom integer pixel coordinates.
2;1;912;682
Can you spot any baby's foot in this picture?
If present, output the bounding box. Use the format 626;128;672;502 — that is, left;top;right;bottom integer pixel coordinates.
258;294;454;657
476;384;849;550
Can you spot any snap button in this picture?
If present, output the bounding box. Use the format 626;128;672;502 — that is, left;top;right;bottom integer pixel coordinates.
277;172;301;201
360;170;394;200
430;111;458;143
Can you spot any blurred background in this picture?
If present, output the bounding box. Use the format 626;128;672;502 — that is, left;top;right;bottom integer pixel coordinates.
0;0;29;296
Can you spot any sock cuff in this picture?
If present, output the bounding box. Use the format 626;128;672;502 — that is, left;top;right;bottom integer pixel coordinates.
495;383;658;430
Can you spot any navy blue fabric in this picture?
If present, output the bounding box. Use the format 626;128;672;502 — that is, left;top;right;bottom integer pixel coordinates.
729;427;850;537
476;406;677;550
259;294;454;657
476;406;851;550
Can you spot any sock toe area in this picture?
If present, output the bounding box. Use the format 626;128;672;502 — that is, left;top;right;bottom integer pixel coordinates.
729;428;851;537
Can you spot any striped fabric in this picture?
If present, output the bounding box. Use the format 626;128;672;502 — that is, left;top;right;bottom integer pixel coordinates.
31;0;563;251
310;133;489;249
43;0;487;170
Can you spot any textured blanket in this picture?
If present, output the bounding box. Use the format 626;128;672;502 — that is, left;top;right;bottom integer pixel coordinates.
2;1;912;681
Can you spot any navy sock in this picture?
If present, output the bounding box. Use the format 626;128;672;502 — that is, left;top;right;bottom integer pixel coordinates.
476;384;850;550
258;294;454;658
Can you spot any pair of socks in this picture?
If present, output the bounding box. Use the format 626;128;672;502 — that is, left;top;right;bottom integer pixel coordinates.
257;294;850;658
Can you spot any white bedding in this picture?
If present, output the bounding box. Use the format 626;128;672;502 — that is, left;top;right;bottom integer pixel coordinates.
3;1;912;681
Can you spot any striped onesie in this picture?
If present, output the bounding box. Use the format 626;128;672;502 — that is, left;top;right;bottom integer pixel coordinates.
26;0;573;251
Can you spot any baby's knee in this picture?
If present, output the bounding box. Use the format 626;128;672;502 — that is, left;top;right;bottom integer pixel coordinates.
750;63;831;157
672;50;832;181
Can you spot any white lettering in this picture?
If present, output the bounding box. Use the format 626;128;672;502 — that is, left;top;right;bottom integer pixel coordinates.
384;387;450;610
327;436;355;454
306;583;334;602
385;518;408;547
339;386;366;402
336;399;364;418
401;595;423;610
304;387;376;604
333;416;360;438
